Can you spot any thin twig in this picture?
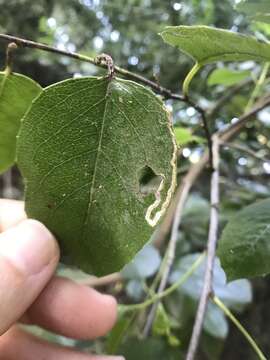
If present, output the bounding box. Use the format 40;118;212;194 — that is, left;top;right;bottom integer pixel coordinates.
186;96;213;169
221;141;270;163
207;78;253;120
212;295;267;360
0;33;185;102
79;272;122;287
186;134;220;360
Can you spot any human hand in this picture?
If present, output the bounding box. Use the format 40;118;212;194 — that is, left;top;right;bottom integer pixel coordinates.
0;199;124;360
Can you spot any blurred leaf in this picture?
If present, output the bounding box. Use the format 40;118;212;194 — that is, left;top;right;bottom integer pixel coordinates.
203;303;229;339
174;127;204;146
153;304;171;337
119;338;183;360
57;264;91;282
170;253;252;308
106;313;134;355
0;71;42;174
17;76;176;276
160;26;270;65
207;68;250;86
236;0;270;23
122;245;161;280
126;279;145;300
218;198;270;280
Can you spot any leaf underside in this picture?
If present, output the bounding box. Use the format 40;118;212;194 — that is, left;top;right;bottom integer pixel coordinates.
0;71;42;174
160;25;270;65
17;76;176;276
218;198;270;280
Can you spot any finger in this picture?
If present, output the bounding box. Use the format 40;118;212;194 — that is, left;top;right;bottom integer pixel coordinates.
23;276;117;339
0;199;26;232
0;327;125;360
0;219;59;335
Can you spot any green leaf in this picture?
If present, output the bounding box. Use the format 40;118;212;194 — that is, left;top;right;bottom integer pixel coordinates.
236;0;270;22
0;71;42;174
160;26;270;65
218;198;270;280
17;76;177;276
173;127;204;146
119;338;183;360
207;68;251;87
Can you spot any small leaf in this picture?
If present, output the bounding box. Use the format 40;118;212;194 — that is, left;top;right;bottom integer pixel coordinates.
160;26;270;65
170;253;252;307
122;245;161;279
17;76;177;276
204;302;229;339
0;71;42;174
218;198;270;280
207;68;251;87
174;127;204;146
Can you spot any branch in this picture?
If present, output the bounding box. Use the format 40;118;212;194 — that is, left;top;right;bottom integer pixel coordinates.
221;141;270;163
147;95;270;336
186;96;213;169
0;33;185;102
186;134;220;360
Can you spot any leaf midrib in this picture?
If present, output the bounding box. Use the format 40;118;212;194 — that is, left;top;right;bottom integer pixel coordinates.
82;78;112;235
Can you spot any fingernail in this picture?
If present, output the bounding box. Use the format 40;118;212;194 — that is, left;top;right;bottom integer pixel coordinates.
0;219;59;275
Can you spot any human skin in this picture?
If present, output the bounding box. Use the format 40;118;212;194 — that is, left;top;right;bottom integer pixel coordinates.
0;199;124;360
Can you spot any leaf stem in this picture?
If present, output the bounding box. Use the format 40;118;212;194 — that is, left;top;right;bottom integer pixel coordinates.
212;295;267;360
245;62;269;112
183;62;201;96
120;252;205;313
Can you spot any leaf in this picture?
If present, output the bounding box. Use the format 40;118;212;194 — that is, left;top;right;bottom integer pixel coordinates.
169;253;252;308
160;26;270;65
207;68;250;87
174;127;204;146
236;0;270;23
119;338;183;360
204;302;228;339
218;198;270;280
17;76;177;276
122;245;161;279
0;71;42;174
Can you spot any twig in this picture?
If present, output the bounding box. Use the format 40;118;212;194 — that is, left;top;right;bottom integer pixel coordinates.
186;96;213;169
0;33;185;102
212;295;267;360
221;141;270;163
207;78;253;120
79;272;122;287
186;134;220;360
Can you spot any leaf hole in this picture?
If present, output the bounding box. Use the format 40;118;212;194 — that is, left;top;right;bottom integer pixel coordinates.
138;165;162;197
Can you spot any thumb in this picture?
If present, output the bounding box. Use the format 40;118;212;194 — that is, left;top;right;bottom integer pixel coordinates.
0;219;59;335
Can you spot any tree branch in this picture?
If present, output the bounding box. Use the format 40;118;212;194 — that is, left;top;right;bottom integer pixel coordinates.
0;33;185;102
186;134;220;360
